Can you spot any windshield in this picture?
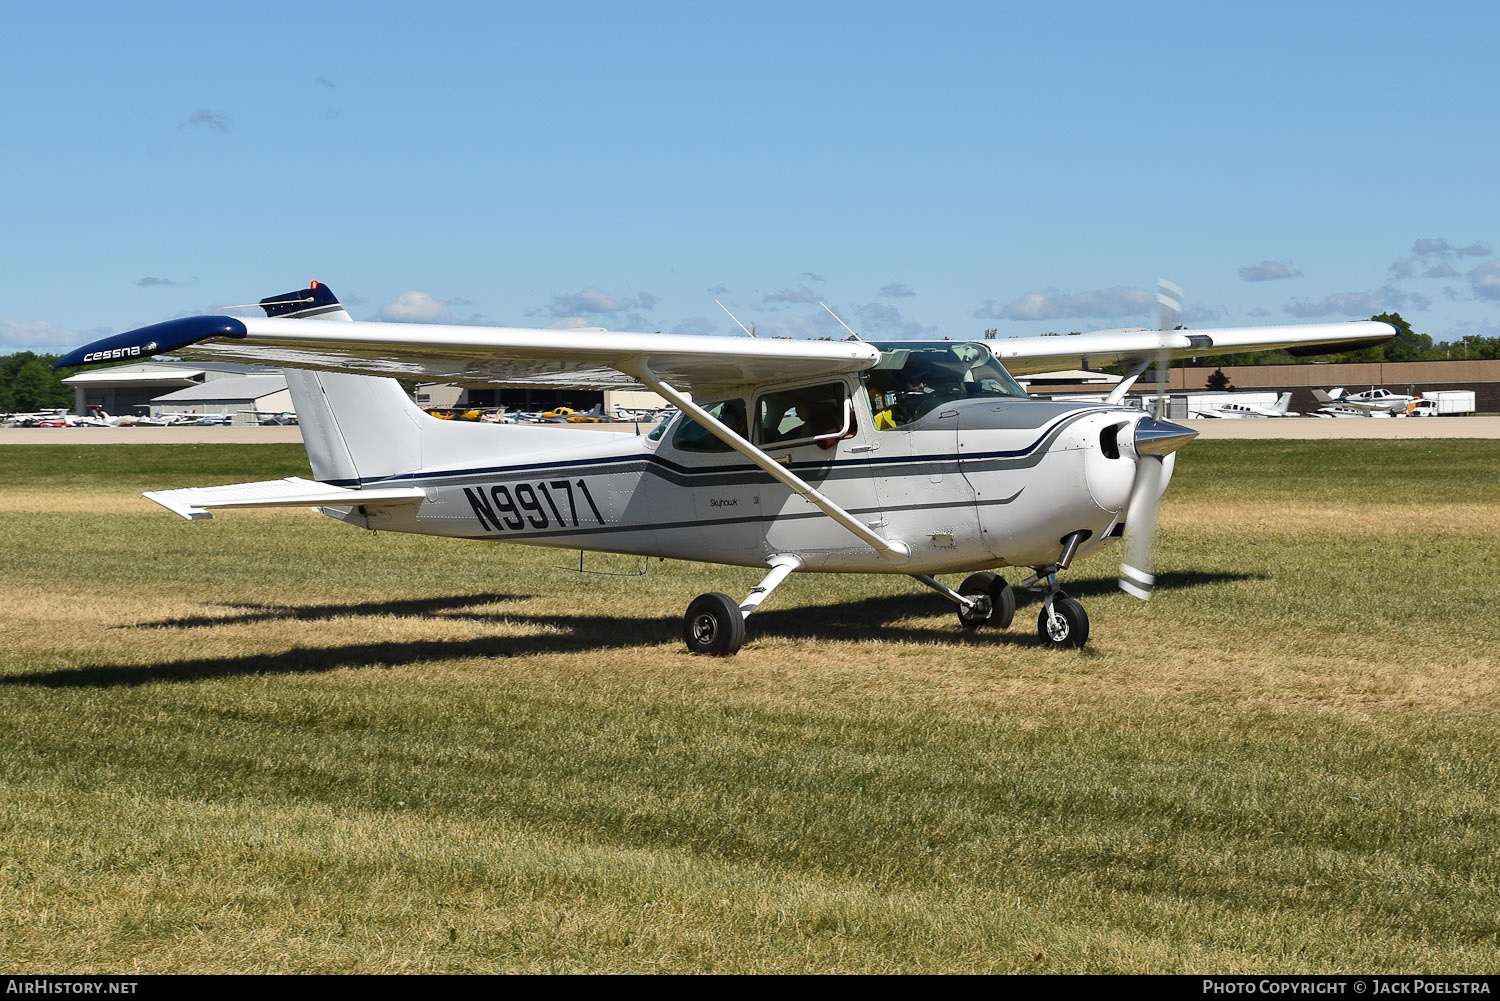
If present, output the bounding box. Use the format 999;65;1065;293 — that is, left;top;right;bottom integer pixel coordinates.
861;341;1028;429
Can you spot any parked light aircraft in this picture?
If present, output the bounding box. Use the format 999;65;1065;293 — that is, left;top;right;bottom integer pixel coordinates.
1191;393;1297;419
1;408;75;427
1311;387;1418;413
75;404;140;427
57;282;1395;654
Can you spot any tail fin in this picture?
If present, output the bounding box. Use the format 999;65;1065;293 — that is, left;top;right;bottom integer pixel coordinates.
1311;388;1340;404
284;370;627;487
262;281;627;485
284;370;424;484
260;281;352;321
1273;392;1292;414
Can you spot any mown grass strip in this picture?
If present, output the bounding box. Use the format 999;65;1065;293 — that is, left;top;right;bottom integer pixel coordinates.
1;441;1498;972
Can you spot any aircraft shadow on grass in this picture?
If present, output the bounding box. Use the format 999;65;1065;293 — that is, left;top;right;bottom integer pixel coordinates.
6;571;1255;689
120;592;531;630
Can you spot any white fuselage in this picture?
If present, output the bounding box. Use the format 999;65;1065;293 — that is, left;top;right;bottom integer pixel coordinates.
329;396;1143;575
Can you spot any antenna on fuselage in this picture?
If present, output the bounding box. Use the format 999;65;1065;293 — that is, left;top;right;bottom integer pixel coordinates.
819;302;864;341
714;299;756;338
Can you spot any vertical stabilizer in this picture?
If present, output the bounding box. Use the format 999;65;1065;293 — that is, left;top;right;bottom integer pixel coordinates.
265;280;629;487
284;370;425;484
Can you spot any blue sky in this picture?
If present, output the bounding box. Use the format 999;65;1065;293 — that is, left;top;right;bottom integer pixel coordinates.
3;1;1497;354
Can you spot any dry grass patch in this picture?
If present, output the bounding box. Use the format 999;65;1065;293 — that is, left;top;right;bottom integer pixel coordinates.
4;441;1500;972
1164;500;1500;534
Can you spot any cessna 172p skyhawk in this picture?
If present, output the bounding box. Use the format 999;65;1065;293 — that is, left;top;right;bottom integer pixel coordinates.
57;283;1394;654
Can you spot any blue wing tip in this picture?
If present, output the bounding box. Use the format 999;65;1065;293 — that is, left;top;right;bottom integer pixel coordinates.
55;315;248;369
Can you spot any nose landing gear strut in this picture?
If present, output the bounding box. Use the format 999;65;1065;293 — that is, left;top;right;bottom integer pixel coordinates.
1019;530;1091;649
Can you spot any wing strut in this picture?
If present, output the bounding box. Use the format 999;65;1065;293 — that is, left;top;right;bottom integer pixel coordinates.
1105;355;1155;406
628;364;911;564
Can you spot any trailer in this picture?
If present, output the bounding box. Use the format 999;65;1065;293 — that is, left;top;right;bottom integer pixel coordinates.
1408;390;1476;416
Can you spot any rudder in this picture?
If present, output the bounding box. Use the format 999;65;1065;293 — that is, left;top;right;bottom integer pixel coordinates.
284;370;425;485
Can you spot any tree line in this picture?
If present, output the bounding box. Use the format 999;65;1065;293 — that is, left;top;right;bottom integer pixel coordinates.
0;352;76;413
1183;313;1500;368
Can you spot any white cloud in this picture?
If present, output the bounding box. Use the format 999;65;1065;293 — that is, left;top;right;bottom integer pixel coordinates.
1238;260;1301;282
975;286;1153;322
1181;303;1226;324
761;286;821;307
546;286;620;315
1471;260;1500;302
1283;286;1431;318
853;302;936;338
802;272;825;283
1;316;80;352
379;290;454;323
744;311;844;339
1411;238;1491;261
670;316;718;335
541;286;657;318
1393;239;1492;282
879;282;916;298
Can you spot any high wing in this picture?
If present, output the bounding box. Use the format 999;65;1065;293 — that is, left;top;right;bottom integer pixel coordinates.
57;312;882;396
56;282;1394;390
989;322;1395;376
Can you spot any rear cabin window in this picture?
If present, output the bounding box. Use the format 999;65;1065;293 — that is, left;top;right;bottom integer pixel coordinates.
754;382;850;448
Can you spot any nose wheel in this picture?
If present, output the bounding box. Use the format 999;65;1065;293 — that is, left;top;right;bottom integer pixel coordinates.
1037;594;1089;649
1021;550;1090;650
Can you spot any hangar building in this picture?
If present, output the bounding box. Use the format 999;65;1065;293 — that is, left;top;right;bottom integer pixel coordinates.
62;362;288;419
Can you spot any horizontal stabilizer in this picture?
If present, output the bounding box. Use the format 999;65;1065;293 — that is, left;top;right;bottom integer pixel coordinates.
143;476;425;520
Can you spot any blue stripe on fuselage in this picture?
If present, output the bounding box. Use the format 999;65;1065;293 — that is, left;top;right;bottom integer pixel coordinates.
326;408;1106;490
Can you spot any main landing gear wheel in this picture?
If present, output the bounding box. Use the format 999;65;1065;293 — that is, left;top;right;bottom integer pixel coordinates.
956;572;1016;630
683;592;745;656
1037;596;1089;649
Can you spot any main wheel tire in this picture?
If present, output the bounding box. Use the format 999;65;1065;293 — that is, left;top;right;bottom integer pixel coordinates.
1037;596;1089;649
958;572;1016;630
988;578;1016;629
683;592;746;656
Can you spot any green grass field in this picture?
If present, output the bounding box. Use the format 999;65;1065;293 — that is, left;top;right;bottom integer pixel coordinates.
2;441;1498;973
